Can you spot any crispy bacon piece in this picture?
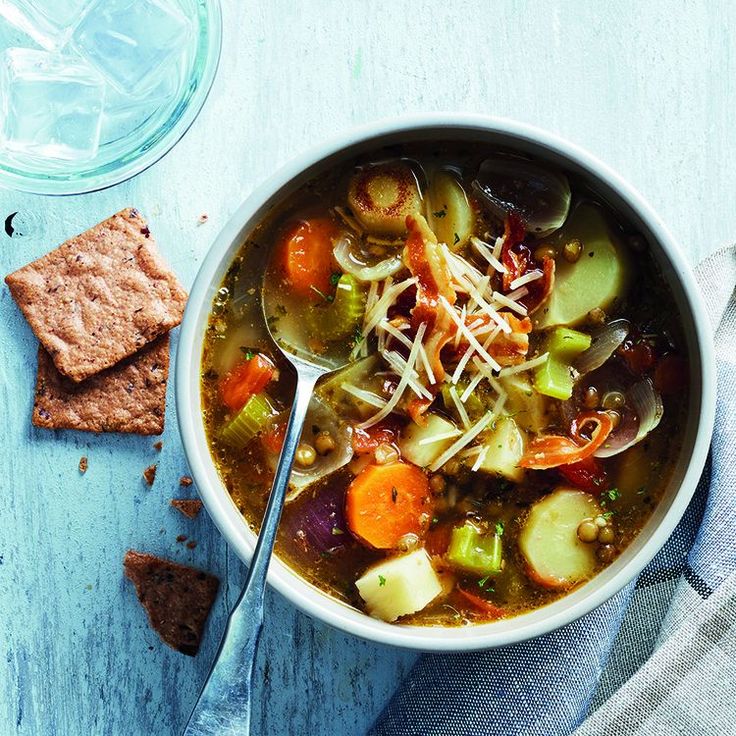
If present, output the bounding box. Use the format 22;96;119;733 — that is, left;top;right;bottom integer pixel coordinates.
499;214;555;314
501;213;530;291
404;215;457;386
449;311;532;367
519;411;614;469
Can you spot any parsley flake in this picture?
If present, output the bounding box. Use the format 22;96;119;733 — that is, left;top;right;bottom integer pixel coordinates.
432;209;447;218
495;521;505;537
378;575;386;587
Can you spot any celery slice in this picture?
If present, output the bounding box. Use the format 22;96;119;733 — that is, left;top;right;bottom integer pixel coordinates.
221;393;275;448
534;327;591;400
446;522;503;575
307;273;367;341
441;381;485;418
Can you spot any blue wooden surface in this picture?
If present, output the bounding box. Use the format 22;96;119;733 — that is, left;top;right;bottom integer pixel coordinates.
1;1;735;734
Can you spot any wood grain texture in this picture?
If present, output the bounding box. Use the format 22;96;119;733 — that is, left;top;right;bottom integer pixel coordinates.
1;1;734;734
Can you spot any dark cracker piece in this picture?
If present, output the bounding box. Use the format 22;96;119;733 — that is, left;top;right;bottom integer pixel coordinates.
123;550;219;657
33;335;169;435
5;208;187;382
171;499;203;519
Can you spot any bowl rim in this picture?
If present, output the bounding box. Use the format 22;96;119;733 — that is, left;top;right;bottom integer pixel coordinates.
0;0;223;197
176;113;716;652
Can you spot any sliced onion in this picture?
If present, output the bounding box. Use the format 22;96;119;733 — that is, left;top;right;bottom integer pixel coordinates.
594;379;663;458
280;483;351;554
574;319;630;376
333;234;403;282
472;156;571;237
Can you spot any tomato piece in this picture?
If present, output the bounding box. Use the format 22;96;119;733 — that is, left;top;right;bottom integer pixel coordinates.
261;421;286;455
558;455;607;492
654;354;688;395
351;418;402;455
620;339;656;375
219;353;275;412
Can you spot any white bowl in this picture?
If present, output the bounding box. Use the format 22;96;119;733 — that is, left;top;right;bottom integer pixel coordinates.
176;114;716;651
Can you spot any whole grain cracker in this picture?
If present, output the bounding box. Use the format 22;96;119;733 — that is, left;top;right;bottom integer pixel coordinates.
123;550;219;657
33;335;169;435
5;208;187;382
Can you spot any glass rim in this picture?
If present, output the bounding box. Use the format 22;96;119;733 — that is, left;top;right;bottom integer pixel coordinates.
0;0;223;196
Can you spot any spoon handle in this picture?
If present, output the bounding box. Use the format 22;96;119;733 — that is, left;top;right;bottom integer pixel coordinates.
183;369;321;736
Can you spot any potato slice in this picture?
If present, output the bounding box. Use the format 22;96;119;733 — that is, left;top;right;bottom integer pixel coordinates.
426;170;474;249
355;549;442;622
398;412;459;468
472;417;526;483
348;162;422;237
519;487;602;589
535;203;629;329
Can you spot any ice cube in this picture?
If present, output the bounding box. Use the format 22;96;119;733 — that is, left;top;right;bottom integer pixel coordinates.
0;0;93;50
0;48;105;162
100;57;181;144
71;0;191;98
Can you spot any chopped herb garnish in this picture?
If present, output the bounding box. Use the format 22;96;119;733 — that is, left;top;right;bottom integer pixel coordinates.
477;575;494;591
329;272;342;286
431;516;439;525
606;488;621;501
378;575;386;587
331;527;344;536
453;232;460;245
240;347;256;360
602;511;614;520
432;209;447;218
495;521;505;537
391;486;398;503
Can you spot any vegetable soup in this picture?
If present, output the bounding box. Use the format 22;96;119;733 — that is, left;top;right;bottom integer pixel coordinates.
201;144;688;625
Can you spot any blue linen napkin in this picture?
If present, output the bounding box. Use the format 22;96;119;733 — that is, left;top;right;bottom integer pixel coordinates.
370;247;736;736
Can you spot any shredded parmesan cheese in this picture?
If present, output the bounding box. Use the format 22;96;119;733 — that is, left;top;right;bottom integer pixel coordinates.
471;236;506;273
358;323;427;429
440;297;503;372
509;270;543;291
498;352;549;377
417;429;463;446
340;383;388;409
492;290;528;316
448;384;470;429
428;411;496;472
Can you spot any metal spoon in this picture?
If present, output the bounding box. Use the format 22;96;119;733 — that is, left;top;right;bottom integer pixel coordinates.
183;275;352;735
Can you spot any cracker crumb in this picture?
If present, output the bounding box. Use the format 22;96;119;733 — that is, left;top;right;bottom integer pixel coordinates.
79;456;88;474
171;499;203;519
143;464;157;486
179;475;193;487
153;441;163;451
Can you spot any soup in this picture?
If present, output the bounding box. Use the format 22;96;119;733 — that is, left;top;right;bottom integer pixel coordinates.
201;143;688;625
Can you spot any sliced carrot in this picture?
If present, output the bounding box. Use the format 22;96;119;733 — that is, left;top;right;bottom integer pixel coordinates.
346;462;431;549
219;353;275;412
457;587;506;619
278;217;339;299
